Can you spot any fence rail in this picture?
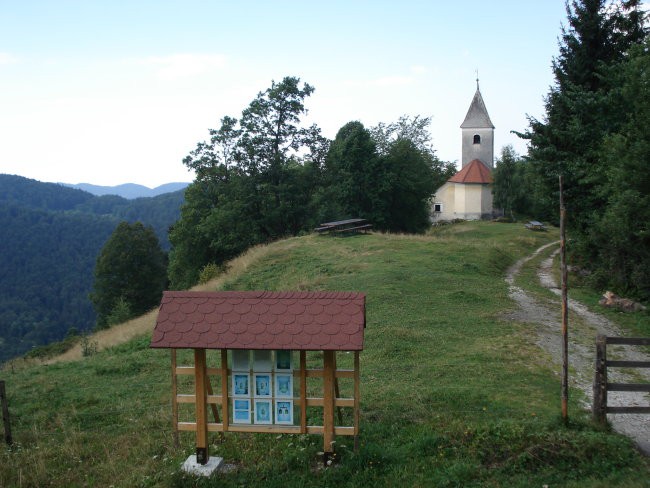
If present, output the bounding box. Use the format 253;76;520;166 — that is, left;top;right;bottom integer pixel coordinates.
593;335;650;423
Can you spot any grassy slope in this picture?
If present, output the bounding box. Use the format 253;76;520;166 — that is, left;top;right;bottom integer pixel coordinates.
1;222;648;488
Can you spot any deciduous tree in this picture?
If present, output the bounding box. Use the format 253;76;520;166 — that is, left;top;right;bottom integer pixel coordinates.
91;221;167;328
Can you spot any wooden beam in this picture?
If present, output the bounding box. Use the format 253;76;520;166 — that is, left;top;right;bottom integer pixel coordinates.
0;380;12;446
607;406;650;414
607;383;650;392
221;349;229;433
605;337;650;346
300;351;307;434
593;335;607;423
194;349;209;464
206;378;221;423
606;360;650;368
323;350;336;457
171;350;179;448
354;351;360;451
559;174;569;424
333;353;344;425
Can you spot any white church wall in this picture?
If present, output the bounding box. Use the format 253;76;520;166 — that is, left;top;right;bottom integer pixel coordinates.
481;184;494;218
431;182;455;222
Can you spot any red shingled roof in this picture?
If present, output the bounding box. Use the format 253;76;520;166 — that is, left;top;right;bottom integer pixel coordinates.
150;291;366;351
449;159;493;184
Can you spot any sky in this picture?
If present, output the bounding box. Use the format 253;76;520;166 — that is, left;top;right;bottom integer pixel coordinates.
0;1;577;188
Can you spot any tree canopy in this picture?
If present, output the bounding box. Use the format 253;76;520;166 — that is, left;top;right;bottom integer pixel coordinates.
91;221;167;329
515;0;650;298
169;77;452;289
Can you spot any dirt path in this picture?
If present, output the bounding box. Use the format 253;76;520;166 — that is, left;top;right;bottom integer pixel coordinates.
505;242;650;455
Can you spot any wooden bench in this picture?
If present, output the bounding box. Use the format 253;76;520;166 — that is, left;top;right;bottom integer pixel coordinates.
315;219;371;235
525;220;546;231
334;224;372;233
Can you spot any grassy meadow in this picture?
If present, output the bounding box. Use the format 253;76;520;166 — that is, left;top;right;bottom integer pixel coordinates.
1;221;649;487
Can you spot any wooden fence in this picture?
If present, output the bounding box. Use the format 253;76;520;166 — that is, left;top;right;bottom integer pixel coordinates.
593;335;650;423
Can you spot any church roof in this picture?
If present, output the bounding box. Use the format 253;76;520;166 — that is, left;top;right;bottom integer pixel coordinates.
460;87;494;129
449;159;493;184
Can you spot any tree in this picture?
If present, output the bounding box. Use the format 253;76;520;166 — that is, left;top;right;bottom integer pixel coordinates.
492;145;521;220
91;222;167;328
381;138;438;233
323;121;387;225
323;117;451;233
582;39;650;299
518;0;647;225
168;77;326;289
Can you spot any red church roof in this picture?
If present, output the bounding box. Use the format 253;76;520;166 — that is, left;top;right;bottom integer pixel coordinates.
448;159;493;184
150;291;366;351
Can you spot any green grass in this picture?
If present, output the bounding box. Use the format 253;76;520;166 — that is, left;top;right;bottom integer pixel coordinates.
1;222;648;487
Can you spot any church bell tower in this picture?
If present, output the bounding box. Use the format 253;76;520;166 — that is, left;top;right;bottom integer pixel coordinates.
460;79;494;168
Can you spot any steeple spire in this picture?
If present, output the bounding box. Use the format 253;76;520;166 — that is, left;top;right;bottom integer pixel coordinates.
476;69;479;90
460;84;494;129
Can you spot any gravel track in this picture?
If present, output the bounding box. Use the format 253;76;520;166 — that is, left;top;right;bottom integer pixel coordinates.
505;242;650;455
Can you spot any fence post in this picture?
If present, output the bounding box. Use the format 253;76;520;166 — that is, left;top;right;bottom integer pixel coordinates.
593;335;607;423
1;380;12;445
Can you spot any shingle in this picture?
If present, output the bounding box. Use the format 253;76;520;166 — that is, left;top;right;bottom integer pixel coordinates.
449;159;493;184
150;291;366;351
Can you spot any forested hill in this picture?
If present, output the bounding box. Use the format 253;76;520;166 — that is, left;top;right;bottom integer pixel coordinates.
0;174;185;363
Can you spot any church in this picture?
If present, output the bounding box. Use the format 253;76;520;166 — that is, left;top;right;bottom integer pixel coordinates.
431;82;495;222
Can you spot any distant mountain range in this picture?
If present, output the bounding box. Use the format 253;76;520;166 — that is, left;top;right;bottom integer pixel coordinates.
61;182;190;199
0;174;189;363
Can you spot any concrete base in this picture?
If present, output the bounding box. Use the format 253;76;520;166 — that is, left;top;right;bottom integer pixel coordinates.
181;455;223;477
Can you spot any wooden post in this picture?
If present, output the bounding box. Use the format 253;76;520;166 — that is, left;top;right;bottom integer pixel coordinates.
194;349;209;464
353;351;360;452
322;350;336;465
559;175;569;423
333;353;344;425
220;349;229;433
300;351;307;434
206;380;220;423
1;380;12;446
171;350;179;448
593;335;608;424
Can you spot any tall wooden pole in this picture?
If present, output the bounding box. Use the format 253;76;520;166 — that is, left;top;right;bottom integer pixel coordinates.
559;175;569;423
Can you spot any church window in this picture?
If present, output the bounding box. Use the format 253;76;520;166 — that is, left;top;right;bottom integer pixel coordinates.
473;134;481;144
434;203;443;213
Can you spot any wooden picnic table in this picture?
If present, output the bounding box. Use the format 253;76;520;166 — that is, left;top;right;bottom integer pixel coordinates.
525;220;546;231
315;218;372;234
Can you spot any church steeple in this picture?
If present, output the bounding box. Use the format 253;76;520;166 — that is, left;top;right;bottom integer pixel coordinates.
460;82;494;168
460;85;494;130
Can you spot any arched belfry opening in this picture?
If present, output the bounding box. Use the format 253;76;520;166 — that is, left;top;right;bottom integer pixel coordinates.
473;134;481;145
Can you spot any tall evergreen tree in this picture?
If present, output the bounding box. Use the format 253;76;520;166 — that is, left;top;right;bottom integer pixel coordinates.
584;39;650;299
519;0;647;226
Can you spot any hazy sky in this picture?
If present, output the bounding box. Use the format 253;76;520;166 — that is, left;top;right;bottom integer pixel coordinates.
0;1;576;187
